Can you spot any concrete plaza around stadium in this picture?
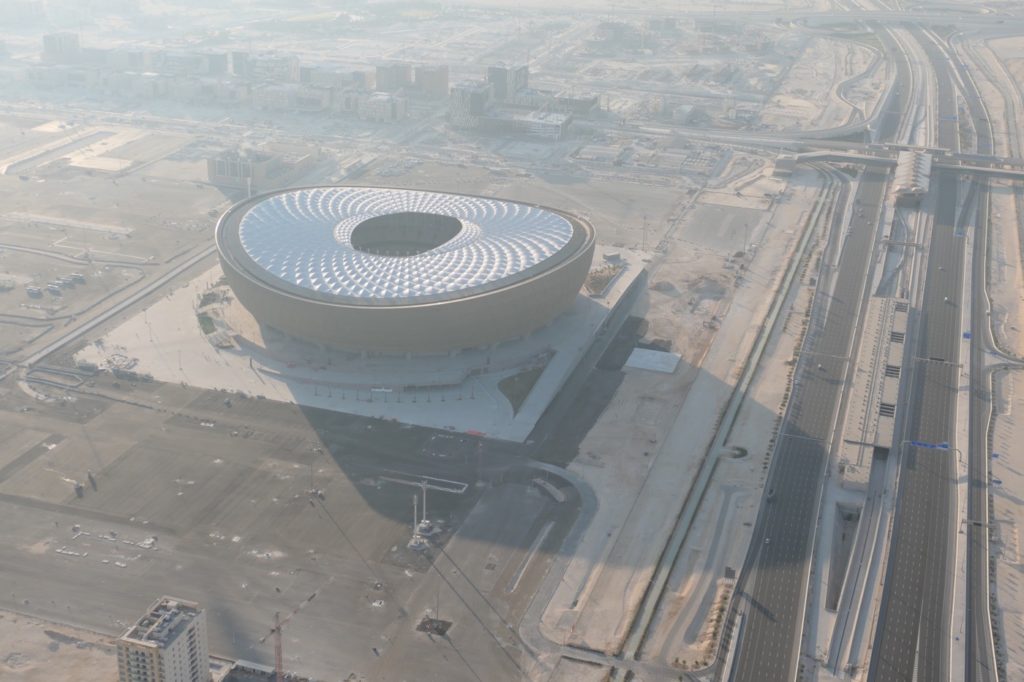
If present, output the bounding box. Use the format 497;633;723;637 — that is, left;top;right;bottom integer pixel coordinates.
73;245;644;442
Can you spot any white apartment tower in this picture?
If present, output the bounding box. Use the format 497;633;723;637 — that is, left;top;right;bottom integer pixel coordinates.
117;597;211;682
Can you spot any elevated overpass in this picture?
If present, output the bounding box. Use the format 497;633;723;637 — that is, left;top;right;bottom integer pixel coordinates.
686;9;1024;29
933;157;1024;180
786;149;1024;182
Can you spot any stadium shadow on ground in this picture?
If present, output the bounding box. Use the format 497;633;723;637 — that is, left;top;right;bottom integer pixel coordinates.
288;309;788;570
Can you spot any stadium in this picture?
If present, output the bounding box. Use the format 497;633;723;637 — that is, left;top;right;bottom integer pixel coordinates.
215;186;596;354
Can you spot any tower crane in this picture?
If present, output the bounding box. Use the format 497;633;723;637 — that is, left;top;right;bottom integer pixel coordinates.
259;589;320;682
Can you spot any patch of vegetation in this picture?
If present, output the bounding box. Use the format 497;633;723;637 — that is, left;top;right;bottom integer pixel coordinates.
199;291;220;307
498;366;545;414
197;313;216;335
585;263;624;296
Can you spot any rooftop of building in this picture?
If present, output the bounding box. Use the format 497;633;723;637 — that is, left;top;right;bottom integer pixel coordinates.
121;596;203;649
485;109;571;125
451;79;491;93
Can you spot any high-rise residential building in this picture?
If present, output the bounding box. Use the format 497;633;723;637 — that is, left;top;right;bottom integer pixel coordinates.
487;63;528;101
117;597;210;682
359;92;407;122
247;54;301;83
414;64;449;98
230;51;248;77
41;32;80;64
375;62;413;92
449;80;492;128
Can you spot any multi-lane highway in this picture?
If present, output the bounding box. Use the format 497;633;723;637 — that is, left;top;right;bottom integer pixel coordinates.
728;18;1011;682
868;27;982;682
867;167;962;682
731;169;887;681
728;16;923;681
950;31;1001;682
871;26;916;143
966;183;999;682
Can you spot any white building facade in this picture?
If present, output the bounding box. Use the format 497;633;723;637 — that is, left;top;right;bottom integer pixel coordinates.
117;597;210;682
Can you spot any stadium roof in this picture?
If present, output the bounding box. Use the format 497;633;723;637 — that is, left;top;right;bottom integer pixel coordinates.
236;186;576;303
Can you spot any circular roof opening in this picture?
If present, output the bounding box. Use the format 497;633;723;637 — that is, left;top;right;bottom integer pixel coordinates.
350;212;463;257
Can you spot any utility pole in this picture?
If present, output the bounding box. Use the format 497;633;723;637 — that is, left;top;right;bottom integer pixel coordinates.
476;439;483;481
309;446;320;493
420;481;428;526
273;612;283;682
